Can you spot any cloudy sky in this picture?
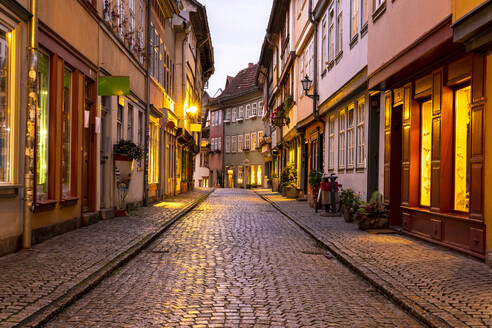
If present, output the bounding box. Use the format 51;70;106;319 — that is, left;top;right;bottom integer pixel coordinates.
200;0;273;96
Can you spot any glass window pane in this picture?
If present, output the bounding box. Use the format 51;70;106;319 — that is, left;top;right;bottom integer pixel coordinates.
62;68;72;197
420;100;432;207
454;86;471;212
37;52;50;201
0;31;10;183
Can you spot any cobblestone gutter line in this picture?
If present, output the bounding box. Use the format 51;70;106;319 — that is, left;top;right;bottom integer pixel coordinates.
13;190;213;328
256;191;446;328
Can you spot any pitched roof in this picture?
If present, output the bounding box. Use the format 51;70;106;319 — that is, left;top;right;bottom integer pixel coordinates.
214;63;259;102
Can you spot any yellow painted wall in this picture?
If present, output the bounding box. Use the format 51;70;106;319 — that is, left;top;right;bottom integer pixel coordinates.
484;53;492;263
452;0;486;22
38;0;98;65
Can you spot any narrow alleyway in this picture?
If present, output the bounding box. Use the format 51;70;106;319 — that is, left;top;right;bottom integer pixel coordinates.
46;189;422;327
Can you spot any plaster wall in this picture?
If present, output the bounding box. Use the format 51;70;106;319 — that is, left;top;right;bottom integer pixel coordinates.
38;0;98;65
367;0;450;77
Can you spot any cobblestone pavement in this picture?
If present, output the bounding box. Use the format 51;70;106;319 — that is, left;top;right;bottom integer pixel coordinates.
257;190;492;328
0;189;212;328
46;189;422;328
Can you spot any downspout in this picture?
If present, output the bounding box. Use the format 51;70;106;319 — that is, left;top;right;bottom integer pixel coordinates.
144;0;151;206
24;0;38;249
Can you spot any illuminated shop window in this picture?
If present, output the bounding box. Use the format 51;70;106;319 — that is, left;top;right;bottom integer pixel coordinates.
454;86;471;212
148;116;160;184
251;165;256;185
62;68;72;197
420;100;432;207
257;165;262;186
237;165;243;184
0;29;11;183
37;52;50;201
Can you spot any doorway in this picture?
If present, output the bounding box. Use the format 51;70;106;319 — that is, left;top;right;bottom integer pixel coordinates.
100;96;111;209
390;105;403;226
82;77;96;213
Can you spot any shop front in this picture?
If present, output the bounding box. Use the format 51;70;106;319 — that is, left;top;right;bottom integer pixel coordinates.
383;52;486;258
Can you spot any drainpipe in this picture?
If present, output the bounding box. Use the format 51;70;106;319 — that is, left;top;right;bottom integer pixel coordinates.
144;0;151;206
23;0;38;249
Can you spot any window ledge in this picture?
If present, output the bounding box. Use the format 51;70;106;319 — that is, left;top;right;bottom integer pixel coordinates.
0;185;22;198
372;2;386;23
34;200;58;213
321;69;327;78
60;197;79;208
0;184;22;190
349;35;359;49
361;23;368;38
327;60;335;71
335;51;343;64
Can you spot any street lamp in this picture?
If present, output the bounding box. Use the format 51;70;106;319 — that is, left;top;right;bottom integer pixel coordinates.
301;75;319;100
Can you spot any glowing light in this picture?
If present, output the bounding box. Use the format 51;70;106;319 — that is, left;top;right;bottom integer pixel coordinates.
186;106;198;114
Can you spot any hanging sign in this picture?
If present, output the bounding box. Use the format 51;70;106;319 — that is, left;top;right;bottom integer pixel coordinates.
190;124;202;132
97;76;130;96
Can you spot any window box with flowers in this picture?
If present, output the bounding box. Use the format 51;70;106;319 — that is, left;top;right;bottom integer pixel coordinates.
271;96;294;128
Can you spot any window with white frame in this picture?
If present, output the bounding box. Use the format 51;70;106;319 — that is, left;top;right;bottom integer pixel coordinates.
246;104;251;118
321;16;327;69
218;137;222;151
117;0;124;38
252;103;257;116
232;107;237;122
138;0;144;63
362;0;368;26
251;132;257;150
307;39;314;79
225;108;231;121
258;131;264;143
238;135;243;152
259;101;264;116
128;0;135;44
127;104;134;142
218;110;222;125
244;134;251;150
150;24;155;75
225;136;231;153
154;31;159;79
336;0;343;55
232;136;237;152
329;115;335;170
347;104;355;167
357;99;366;167
373;0;385;12
351;0;359;40
328;7;335;63
339;109;346;168
299;51;305;96
238;106;244;120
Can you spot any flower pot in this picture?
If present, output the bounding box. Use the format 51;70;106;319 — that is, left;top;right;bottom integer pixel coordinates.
285;187;298;199
343;206;354;223
357;216;389;231
272;178;279;192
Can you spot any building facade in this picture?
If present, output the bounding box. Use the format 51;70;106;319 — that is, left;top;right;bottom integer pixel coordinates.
218;64;265;188
0;0;213;257
0;0;31;256
368;0;488;260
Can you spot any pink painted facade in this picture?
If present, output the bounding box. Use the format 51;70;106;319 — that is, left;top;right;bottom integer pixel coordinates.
368;0;451;78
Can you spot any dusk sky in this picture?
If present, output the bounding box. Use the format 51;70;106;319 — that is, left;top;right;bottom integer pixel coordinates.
201;0;273;97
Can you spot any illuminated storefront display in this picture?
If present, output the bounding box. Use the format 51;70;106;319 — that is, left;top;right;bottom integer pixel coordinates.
420;100;432;207
148;115;159;184
257;165;262;186
454;86;471;212
37;52;50;201
0;28;11;183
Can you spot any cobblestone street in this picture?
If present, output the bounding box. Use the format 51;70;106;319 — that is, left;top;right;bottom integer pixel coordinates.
46;189;421;327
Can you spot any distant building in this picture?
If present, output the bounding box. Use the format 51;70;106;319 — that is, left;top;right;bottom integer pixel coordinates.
208;64;265;188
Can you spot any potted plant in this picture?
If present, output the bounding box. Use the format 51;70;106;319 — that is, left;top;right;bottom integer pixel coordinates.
354;192;389;230
280;162;298;199
308;170;323;208
271;173;279;192
113;140;144;216
340;189;360;222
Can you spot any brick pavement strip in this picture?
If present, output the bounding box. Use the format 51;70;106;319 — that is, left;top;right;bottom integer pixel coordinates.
0;188;212;328
46;189;422;328
256;189;492;328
